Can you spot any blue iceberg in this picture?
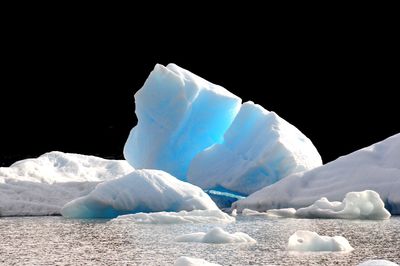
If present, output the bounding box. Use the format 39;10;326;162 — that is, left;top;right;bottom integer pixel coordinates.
123;63;321;196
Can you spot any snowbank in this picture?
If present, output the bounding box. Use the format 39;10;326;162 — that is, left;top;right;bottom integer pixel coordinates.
189;101;322;195
61;169;218;218
288;230;353;252
112;209;234;224
357;260;399;266
174;256;221;266
234;134;400;214
0;152;133;216
175;227;256;244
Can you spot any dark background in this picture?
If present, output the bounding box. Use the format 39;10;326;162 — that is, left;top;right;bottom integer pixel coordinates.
1;15;399;166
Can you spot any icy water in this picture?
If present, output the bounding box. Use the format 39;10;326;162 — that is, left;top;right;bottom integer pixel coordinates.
0;216;399;266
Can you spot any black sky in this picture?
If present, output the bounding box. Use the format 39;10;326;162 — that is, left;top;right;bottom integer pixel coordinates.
1;16;399;166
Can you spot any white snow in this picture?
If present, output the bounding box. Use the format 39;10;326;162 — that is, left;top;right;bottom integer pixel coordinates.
174;256;221;266
61;169;218;218
287;230;353;252
189;101;322;195
175;227;256;244
123;63;242;180
234;134;400;214
0;152;133;216
357;260;399;266
242;208;296;218
112;209;235;224
295;190;390;220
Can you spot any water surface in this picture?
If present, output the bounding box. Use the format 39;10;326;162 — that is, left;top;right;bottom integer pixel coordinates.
0;216;399;265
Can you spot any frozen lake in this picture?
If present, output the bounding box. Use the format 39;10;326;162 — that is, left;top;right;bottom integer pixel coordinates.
0;216;399;265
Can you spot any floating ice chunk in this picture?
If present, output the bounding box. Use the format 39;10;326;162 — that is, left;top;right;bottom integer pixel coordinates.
287;230;353;252
61;169;218;218
176;227;256;244
357;260;399;266
188;102;322;195
123;63;242;180
0;152;133;216
295;190;391;220
242;208;296;218
112;209;234;224
174;256;221;266
233;134;400;214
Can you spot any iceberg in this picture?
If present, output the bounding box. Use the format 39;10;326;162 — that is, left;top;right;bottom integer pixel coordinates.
124;63;321;195
174;256;221;266
175;227;256;244
234;134;400;214
112;209;234;224
0;152;133;216
123;63;242;180
188;102;322;195
61;169;218;218
287;230;353;252
357;260;399;266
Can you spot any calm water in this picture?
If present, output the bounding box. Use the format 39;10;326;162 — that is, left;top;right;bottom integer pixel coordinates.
0;216;399;265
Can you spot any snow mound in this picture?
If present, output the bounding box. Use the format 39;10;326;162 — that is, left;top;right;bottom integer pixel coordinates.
112;209;234;224
188;101;322;195
296;190;391;220
0;151;133;183
124;63;242;180
357;260;399;266
234;134;400;214
61;169;218;218
242;208;296;218
175;227;256;244
288;230;353;252
174;256;221;266
0;152;133;216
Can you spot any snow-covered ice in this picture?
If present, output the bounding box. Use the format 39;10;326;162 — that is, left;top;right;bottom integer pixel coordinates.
0;151;133;184
189;101;322;195
112;209;235;224
234;134;400;214
174;256;221;266
0;152;133;216
61;169;218;218
357;260;399;266
242;208;296;218
287;230;353;252
124;63;242;180
175;227;256;244
295;190;391;220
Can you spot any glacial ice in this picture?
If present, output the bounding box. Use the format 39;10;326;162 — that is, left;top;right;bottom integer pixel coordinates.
287;230;353;252
112;209;234;224
188;101;322;195
234;134;400;214
295;190;391;220
124;63;322;195
61;169;218;218
174;256;221;266
175;227;256;244
0;152;133;216
124;63;242;180
238;190;390;220
357;260;399;266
